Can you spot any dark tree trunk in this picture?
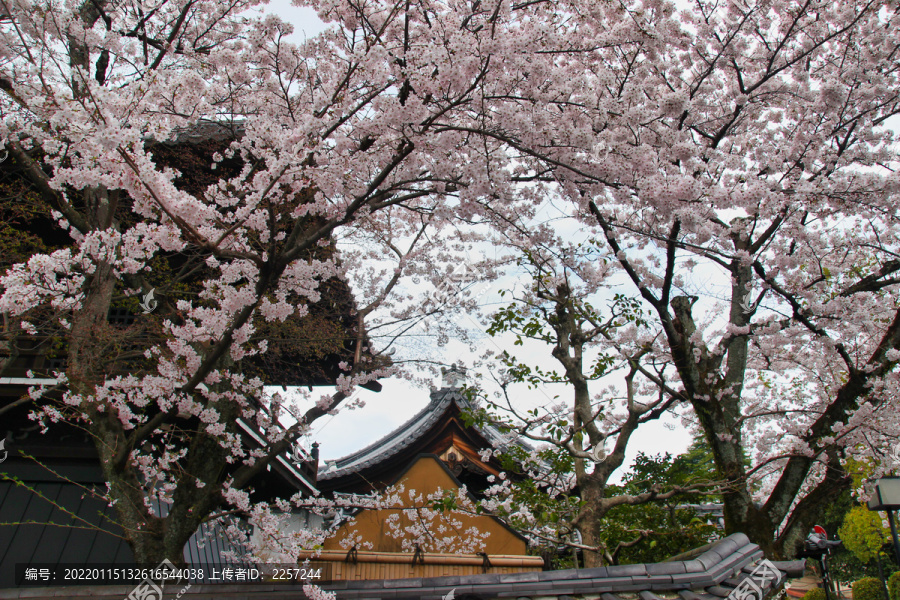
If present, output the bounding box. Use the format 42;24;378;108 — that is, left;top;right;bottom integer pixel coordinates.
578;475;606;568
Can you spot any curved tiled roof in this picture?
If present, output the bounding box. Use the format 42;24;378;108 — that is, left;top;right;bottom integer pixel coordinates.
318;387;512;481
322;532;804;600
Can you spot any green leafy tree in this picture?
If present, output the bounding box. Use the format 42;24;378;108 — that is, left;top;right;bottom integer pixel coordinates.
599;446;720;564
471;406;722;566
839;506;891;564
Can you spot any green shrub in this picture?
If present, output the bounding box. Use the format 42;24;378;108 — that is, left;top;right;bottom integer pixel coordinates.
800;588;827;600
853;577;885;600
888;571;900;600
839;507;890;564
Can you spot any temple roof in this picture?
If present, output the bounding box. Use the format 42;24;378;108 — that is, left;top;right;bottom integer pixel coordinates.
320;532;805;600
316;386;522;493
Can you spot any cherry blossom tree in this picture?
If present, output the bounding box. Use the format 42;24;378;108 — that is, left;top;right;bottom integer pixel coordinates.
5;0;899;570
0;0;571;566
454;0;900;559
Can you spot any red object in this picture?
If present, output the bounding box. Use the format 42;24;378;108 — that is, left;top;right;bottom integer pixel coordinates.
813;525;827;537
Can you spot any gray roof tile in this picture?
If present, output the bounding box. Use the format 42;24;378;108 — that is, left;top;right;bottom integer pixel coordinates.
387;579;423;589
558;579;613;591
593;580;650;593
538;569;580;581
671;573;716;587
697;553;724;571
647;562;688;575
462;573;504;585
426;576;462;587
607;564;648;577
645;575;675;589
683;560;705;572
493;582;560;594
314;534;799;600
495;571;540;583
577;567;607;579
460;584;512;595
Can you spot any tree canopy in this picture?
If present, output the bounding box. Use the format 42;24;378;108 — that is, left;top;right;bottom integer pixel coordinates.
1;0;899;571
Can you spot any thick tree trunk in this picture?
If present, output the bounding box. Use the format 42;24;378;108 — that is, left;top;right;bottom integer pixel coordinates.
720;489;778;556
66;256;159;562
62;189;199;566
578;475;606;568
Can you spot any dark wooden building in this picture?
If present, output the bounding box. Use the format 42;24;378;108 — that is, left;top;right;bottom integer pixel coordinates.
0;123;381;587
